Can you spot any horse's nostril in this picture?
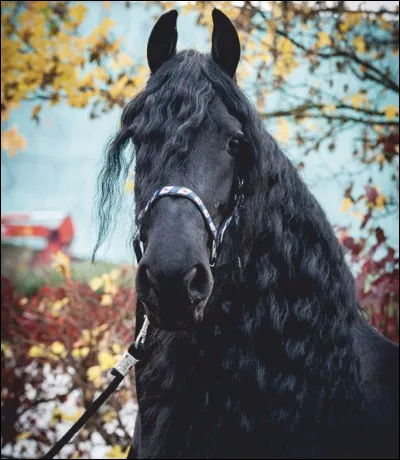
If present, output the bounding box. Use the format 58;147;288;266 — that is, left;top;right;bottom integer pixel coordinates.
146;268;158;290
184;264;210;304
137;265;159;298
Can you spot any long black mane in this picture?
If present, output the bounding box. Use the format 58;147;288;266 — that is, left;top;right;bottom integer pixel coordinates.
96;50;370;457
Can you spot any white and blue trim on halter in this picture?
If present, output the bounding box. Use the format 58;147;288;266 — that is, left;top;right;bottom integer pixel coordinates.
137;186;218;240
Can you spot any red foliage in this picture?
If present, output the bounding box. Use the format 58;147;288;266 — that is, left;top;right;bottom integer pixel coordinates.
1;273;137;457
339;229;399;343
1;275;136;353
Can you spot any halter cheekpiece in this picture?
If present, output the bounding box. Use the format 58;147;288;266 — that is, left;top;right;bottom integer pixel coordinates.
134;179;243;276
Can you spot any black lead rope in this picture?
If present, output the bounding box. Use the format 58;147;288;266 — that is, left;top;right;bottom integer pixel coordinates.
41;317;150;460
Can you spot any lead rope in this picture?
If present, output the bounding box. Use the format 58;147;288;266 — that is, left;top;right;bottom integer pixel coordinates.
41;316;150;460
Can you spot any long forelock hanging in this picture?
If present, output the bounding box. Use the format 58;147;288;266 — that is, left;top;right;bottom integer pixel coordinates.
125;50;217;162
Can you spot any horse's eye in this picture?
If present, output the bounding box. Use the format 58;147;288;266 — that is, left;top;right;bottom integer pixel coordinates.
227;135;248;157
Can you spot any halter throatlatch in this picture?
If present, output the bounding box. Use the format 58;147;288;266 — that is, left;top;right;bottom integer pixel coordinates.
133;180;243;276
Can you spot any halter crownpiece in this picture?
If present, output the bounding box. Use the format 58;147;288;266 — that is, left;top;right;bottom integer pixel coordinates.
134;180;243;275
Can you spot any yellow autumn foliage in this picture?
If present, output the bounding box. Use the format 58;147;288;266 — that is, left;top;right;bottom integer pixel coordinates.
341;197;353;213
107;445;130;459
384;105;399;121
52;251;71;280
275;118;291;144
316;32;332;48
1;1;137;156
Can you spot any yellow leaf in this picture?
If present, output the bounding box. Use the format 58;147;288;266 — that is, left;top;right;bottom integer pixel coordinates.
341;197;352;213
93;324;108;336
119;53;133;67
79;72;95;88
376;193;387;211
62;409;83;423
316;32;332;48
112;343;122;355
353;36;366;54
275;118;290;144
109;269;120;281
50;341;66;357
384;105;399;121
376;154;385;165
378;16;391;31
1;342;13;358
98;17;115;37
109;75;129;99
340;12;363;32
87;365;102;386
1;125;27;157
51;407;62;426
103;410;117;423
28;345;47;358
349;93;368;109
31;1;49;11
96;67;109;82
101;294;113;306
89;276;103;291
246;40;257;51
107;445;130;459
72;347;90;359
98;351;117;371
51;298;69;316
52;251;71;279
82;329;92;343
16;432;32;442
102;1;111;10
69;4;88;25
322;104;337;115
273;37;298;79
102;273;117;295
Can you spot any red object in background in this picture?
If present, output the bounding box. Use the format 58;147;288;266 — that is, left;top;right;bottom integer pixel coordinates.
1;211;75;265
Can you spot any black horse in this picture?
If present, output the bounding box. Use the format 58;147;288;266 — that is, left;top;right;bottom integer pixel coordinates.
95;9;399;459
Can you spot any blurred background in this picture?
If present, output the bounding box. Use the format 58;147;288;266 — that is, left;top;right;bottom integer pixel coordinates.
1;1;399;459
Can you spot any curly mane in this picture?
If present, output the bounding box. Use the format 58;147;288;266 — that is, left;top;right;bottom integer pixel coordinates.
95;50;365;457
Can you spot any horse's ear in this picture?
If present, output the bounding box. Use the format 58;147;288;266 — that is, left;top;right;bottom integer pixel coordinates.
211;9;241;78
147;10;178;74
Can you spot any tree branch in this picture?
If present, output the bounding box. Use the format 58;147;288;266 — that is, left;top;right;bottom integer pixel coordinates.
251;5;399;93
262;101;399;125
274;28;399;93
262;110;398;126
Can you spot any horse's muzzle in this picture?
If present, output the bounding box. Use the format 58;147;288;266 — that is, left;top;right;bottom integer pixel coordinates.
136;258;214;330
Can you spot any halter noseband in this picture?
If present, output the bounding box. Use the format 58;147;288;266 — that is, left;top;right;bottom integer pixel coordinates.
134;180;243;276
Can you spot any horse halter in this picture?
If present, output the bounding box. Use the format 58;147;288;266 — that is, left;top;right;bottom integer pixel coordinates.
133;178;243;276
